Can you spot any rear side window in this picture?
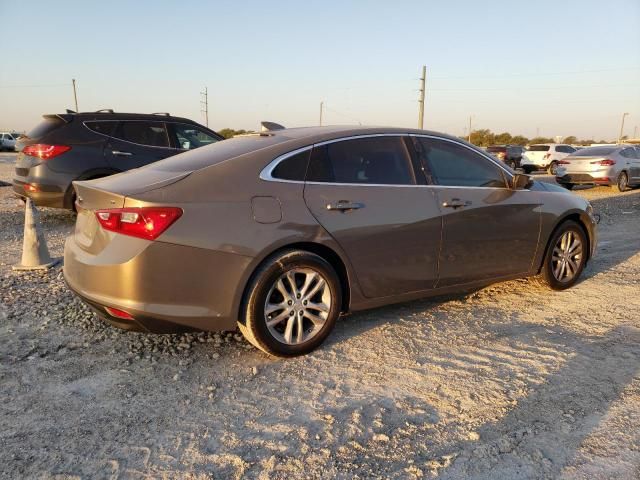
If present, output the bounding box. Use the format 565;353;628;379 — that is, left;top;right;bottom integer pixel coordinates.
620;148;636;159
84;121;118;137
306;136;416;185
417;138;506;188
528;145;550;152
271;150;310;181
556;145;576;153
26;117;65;139
114;121;169;147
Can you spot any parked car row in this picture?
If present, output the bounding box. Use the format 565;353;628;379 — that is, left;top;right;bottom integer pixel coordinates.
0;131;21;151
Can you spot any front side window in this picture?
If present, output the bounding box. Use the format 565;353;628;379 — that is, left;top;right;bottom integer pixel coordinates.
114;121;169;147
306;136;416;185
172;123;219;150
417;138;507;188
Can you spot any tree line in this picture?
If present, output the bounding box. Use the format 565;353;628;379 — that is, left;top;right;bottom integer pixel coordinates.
464;129;611;147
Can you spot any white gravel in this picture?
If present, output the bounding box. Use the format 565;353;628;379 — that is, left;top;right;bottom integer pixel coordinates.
1;153;639;479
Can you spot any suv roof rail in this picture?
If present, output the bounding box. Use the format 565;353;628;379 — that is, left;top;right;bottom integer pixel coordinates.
151;112;171;116
95;109;114;113
66;109;77;114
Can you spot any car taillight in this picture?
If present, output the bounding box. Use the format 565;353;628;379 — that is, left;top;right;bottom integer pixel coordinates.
22;144;71;160
95;207;182;240
104;306;134;320
590;159;615;166
557;160;571;165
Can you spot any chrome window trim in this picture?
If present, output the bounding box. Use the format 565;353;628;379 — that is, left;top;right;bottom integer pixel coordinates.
259;132;524;190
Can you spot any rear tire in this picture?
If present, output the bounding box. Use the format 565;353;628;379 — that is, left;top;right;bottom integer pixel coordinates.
548;161;558;175
539;220;587;291
522;166;534;174
239;250;342;357
614;172;629;192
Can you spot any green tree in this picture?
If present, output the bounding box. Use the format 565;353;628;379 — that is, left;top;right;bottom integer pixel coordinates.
218;128;254;139
510;135;529;146
563;135;577;144
494;132;513;145
529;136;554;144
469;129;495;147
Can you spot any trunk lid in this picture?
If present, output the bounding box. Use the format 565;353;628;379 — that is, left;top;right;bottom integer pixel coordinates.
561;156;607;173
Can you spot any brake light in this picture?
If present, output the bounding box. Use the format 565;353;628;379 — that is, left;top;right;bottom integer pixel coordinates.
95;207;182;240
590;159;616;166
557;160;571;165
22;144;71;160
104;306;134;320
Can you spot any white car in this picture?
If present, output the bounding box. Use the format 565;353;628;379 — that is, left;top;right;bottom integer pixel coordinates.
521;144;577;175
0;132;20;151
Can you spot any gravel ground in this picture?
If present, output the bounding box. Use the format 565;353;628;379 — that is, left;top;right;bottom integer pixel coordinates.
1;152;639;479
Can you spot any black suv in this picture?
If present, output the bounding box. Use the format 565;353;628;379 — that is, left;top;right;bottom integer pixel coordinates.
13;110;223;210
486;145;525;170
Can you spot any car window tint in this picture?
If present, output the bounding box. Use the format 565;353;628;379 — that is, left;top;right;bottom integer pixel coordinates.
306;136;416;185
85;121;117;136
26;117;65;139
556;145;575;153
620;148;635;158
418;138;507;188
115;121;169;147
271;149;311;181
528;145;550;152
172;123;219;150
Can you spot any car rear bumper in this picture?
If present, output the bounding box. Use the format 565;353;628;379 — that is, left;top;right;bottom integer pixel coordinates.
12;179;66;207
63;234;253;333
556;173;612;185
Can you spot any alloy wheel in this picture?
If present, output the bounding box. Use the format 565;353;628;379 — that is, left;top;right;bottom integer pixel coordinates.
264;268;332;345
618;172;628;191
551;230;583;282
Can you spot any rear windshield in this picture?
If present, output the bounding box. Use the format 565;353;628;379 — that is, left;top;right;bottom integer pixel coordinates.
27;116;65;139
150;134;293;172
528;145;550;152
486;146;506;152
569;146;617;157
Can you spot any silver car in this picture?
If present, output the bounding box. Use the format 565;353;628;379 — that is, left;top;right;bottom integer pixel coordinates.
556;145;640;191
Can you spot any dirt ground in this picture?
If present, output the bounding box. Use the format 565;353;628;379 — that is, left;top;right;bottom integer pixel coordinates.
1;151;639;479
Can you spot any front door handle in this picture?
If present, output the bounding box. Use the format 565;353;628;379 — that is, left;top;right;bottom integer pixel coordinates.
442;198;472;209
326;200;364;212
112;150;133;156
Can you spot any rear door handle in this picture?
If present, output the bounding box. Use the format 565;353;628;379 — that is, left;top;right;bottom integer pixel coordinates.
442;199;472;209
112;150;133;156
326;200;364;212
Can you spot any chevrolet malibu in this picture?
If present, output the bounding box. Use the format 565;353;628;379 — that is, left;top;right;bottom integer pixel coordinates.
64;126;597;357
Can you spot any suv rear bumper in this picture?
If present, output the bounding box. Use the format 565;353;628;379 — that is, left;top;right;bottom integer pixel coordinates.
12;179;66;207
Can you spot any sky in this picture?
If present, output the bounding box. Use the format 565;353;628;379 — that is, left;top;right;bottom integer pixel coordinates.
0;0;639;140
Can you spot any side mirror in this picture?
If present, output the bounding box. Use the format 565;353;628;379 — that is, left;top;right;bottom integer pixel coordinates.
511;173;532;190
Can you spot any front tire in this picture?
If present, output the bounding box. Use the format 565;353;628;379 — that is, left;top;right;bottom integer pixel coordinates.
239;250;342;357
540;220;587;290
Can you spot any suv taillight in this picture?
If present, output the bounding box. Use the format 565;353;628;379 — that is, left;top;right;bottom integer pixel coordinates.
95;207;182;240
590;159;616;166
22;144;71;160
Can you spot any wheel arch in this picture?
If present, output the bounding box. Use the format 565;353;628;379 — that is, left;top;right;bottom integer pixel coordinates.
237;241;352;324
64;168;121;209
536;211;592;274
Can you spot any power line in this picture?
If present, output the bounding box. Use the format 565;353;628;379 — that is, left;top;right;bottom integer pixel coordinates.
0;83;69;88
430;66;640;80
429;83;637;92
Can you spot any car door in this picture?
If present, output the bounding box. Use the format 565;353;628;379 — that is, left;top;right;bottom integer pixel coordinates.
413;135;542;287
303;135;442;298
621;147;640;182
633;148;640;181
104;120;176;170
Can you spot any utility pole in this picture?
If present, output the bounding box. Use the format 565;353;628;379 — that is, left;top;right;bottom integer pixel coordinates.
468;115;473;143
200;87;209;127
72;79;78;112
633;125;638;139
418;65;426;129
319;101;324;126
618;112;629;143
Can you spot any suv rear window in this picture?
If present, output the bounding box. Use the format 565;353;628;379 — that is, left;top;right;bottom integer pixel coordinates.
528;145;550;152
486;146;506;152
27;116;65;139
